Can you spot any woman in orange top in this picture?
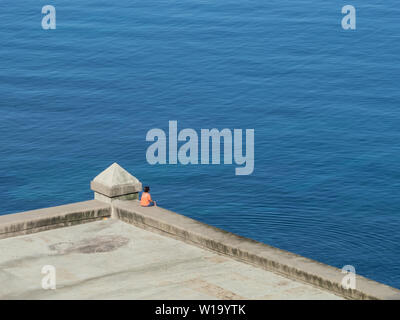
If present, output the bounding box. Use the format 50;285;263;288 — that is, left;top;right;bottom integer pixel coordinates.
140;186;156;207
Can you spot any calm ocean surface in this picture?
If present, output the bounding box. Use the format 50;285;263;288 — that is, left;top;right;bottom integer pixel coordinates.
1;1;399;288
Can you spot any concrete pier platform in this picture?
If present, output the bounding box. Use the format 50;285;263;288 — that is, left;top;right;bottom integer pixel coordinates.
1;163;399;300
0;219;342;300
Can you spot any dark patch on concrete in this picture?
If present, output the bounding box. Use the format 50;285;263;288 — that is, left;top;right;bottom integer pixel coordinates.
49;235;130;254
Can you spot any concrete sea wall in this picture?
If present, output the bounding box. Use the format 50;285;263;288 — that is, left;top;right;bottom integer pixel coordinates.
0;200;110;240
1;163;399;300
113;200;400;300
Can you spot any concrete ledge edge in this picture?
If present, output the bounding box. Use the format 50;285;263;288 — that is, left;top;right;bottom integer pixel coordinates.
113;200;400;300
2;199;399;300
0;200;111;240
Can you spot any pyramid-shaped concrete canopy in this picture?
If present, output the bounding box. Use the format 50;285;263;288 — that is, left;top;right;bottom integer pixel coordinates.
90;163;142;198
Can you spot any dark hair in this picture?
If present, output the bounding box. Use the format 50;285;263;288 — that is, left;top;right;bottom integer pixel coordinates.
143;186;150;193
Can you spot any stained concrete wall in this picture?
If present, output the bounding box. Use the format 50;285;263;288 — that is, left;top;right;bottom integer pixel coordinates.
113;200;400;300
1;198;400;300
0;200;111;240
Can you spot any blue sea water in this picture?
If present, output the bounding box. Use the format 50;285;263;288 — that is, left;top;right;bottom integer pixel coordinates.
1;1;400;288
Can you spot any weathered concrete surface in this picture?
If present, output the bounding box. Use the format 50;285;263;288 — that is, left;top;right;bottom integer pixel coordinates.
0;201;110;240
0;219;342;300
91;163;142;202
114;200;400;300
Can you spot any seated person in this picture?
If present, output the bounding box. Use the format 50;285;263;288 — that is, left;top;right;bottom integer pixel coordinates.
140;186;156;207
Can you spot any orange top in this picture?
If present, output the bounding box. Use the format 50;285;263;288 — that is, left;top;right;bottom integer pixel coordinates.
140;192;152;206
